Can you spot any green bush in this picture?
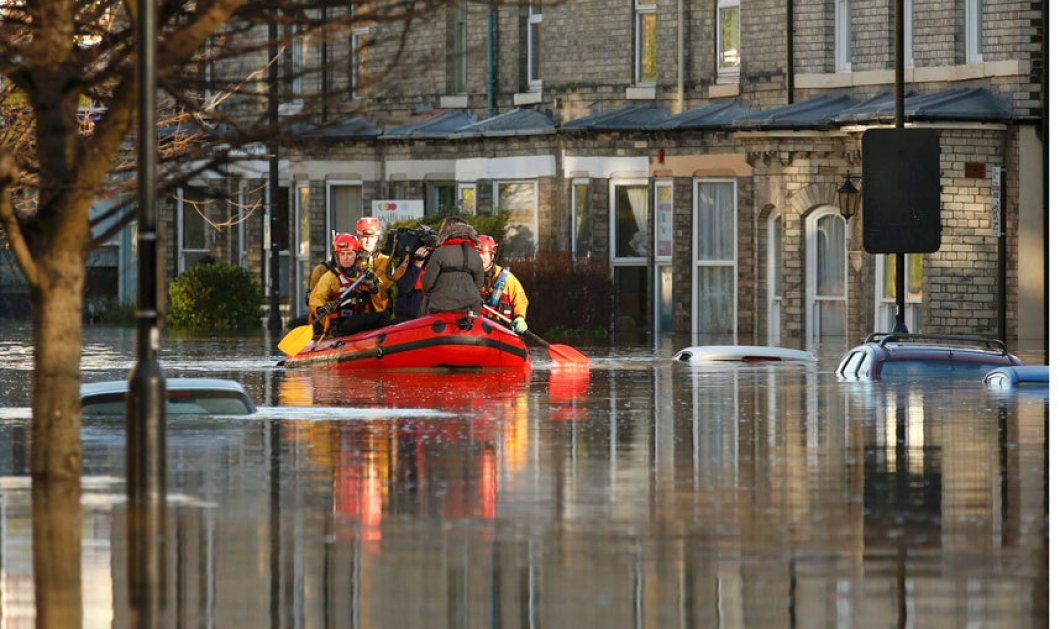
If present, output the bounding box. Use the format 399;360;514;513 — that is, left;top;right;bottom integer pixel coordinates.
168;261;262;329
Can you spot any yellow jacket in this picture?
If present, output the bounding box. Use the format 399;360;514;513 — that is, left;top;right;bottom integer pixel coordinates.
358;253;407;313
483;266;529;319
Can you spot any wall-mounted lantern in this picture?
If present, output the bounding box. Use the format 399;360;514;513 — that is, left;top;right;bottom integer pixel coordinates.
836;173;861;221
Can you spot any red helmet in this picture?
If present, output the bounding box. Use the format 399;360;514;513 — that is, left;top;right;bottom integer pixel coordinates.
477;234;498;254
333;233;358;253
355;216;382;236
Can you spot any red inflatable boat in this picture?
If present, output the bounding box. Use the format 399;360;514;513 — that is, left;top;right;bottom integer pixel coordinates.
284;312;531;371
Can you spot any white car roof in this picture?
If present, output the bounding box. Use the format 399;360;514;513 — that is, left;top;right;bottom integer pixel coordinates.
673;345;817;363
81;378;249;398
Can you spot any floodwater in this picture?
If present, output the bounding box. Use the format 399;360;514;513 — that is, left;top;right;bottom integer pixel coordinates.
0;323;1048;627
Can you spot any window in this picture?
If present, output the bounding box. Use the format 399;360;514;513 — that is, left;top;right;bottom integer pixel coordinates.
717;0;740;76
458;183;477;214
835;0;851;72
427;182;456;214
327;182;363;238
875;253;922;333
965;0;982;64
237;182;248;269
494;182;538;258
805;208;847;342
767;211;783;344
611;180;649;337
904;0;914;67
449;2;468;93
294;183;311;318
284;26;307;99
635;0;656;84
572;179;592;257
692;180;737;343
528;1;543;89
351;27;369;98
654;181;673;335
177;187;211;272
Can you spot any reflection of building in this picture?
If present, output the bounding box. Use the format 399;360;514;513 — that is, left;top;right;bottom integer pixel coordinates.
160;0;1043;349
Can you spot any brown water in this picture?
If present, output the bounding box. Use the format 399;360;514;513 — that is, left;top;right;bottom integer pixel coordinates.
0;324;1048;627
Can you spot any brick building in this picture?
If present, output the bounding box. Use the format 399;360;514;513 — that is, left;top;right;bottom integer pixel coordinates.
170;0;1044;350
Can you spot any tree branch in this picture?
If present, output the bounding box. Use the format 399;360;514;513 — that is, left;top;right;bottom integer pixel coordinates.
0;155;39;288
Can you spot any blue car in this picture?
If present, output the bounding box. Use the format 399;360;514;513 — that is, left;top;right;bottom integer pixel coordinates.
836;333;1022;381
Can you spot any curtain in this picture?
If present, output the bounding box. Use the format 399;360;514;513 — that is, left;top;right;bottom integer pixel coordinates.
625;186;649;256
697;182;734;261
815;215;845;298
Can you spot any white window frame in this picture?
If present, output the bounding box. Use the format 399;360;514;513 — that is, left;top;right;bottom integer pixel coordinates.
493;180;539;257
325;180;363;241
176;186;210;274
716;0;740;77
835;0;851;73
874;253;923;333
766;210;783;345
804;207;848;344
571;178;591;256
527;0;543;90
609;178;650;267
964;0;982;64
691;178;738;342
654;180;674;337
294;182;311;318
904;0;914;67
635;0;656;85
458;183;477;214
237;181;248;269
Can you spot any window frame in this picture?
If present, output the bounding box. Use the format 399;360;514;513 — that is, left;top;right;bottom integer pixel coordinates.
654;180;674;336
176;186;211;274
716;0;740;77
493;180;540;258
766;210;783;345
571;178;592;257
609;178;650;267
635;0;657;85
804;206;848;343
690;178;738;342
350;27;370;98
964;0;982;64
285;26;307;102
325;180;364;241
835;0;852;73
904;0;914;67
458;183;477;214
293;182;311;318
874;253;923;333
527;0;543;90
450;2;468;93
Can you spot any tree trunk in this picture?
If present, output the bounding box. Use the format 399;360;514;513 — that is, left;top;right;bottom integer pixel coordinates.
30;251;85;628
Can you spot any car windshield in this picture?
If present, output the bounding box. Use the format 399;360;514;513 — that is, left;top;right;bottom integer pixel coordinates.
82;391;254;416
879;359;1001;379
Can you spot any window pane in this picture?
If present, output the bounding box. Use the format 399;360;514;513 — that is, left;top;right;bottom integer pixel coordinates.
770;217;782;296
573;183;592;257
529;21;542;82
181;190;207;250
657;265;673;334
639;13;656;82
883;254;896;299
817;300;846;337
497;183;536;258
655;185;672;258
908;253;923;299
297;187;310;258
615;185;649;258
615;265;648;336
460;186;476;214
815;215;845;297
697;266;734;337
719;5;740;69
330;185;362;235
696;182;734;261
429;183;456;214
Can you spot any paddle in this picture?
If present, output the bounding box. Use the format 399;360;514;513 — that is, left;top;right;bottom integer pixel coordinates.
481;305;589;366
277;271;370;357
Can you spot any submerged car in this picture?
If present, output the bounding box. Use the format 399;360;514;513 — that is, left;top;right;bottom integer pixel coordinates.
673;345;816;363
835;333;1022;381
983;365;1049;389
81;378;256;416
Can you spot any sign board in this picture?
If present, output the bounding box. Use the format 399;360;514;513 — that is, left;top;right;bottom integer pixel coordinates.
862;129;942;254
990;167;1003;237
655;184;673;258
370;200;424;230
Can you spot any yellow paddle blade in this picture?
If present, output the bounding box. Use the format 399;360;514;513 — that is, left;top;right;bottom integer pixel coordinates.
278;325;315;357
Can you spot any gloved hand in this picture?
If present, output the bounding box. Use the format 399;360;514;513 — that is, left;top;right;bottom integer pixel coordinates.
512;316;528;335
316;303;333;317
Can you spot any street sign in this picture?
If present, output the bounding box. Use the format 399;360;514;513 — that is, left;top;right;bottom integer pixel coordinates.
371;199;424;229
862;129;942;254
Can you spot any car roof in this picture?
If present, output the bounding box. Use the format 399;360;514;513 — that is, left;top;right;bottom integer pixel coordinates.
81;378;250;398
673;345;817;363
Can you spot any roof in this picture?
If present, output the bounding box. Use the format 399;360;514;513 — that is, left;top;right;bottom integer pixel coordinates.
833;87;1012;124
659;100;750;130
562;103;671;131
732;94;861;130
452;108;557;137
81;378;251;398
672;345;817;363
382;110;476;139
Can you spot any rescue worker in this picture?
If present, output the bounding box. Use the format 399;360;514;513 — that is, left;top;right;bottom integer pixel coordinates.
353;216;407;318
308;232;388;337
477;234;529;334
305;232;348;321
420;218;483;315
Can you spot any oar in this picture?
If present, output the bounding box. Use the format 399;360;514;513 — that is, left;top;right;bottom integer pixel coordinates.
481;305;589;366
277;272;369;357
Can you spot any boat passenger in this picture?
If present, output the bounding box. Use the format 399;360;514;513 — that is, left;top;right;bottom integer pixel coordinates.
477;234;529;334
420;218;484;315
393;245;431;323
305;232;351;323
308;233;388;337
354;216;408;318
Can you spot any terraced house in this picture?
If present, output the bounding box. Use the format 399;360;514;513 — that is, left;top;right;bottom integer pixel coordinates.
161;0;1044;350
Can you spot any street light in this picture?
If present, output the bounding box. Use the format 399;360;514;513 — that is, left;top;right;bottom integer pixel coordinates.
836;173;861;221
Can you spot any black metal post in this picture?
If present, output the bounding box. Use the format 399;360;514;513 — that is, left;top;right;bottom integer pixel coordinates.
126;0;167;620
893;0;908;333
997;168;1008;342
267;19;282;335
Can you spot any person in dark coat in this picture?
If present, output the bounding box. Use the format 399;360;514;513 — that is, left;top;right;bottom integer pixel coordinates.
420;218;484;314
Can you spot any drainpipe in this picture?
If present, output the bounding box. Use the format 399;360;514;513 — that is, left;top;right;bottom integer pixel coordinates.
893;0;907;333
487;1;496;117
786;0;795;103
676;0;684;111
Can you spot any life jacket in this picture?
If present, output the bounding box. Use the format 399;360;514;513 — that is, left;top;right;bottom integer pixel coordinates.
330;267;372;319
481;266;513;320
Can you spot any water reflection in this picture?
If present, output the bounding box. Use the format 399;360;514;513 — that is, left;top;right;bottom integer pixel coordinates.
0;327;1047;625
